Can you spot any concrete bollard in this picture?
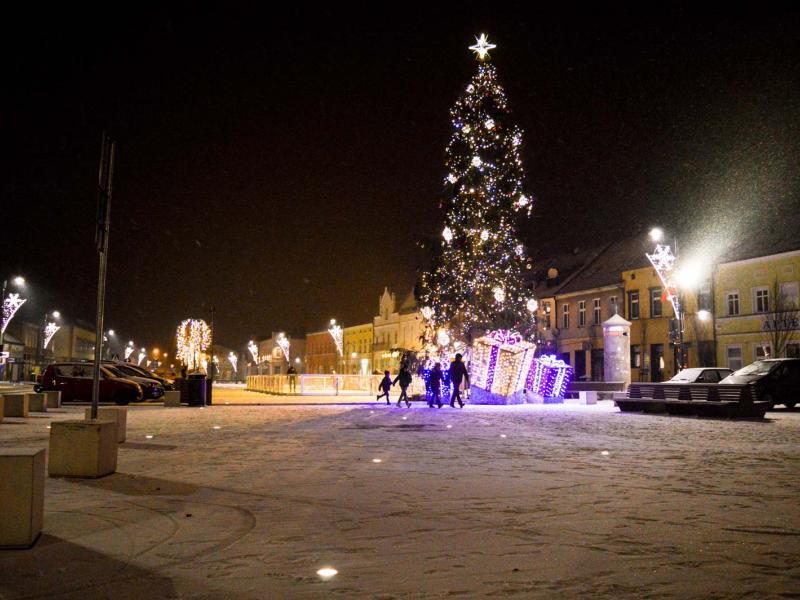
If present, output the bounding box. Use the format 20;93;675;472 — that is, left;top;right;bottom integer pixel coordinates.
49;420;117;478
0;448;46;548
163;390;181;407
84;407;127;443
28;393;47;412
2;394;29;418
44;391;61;409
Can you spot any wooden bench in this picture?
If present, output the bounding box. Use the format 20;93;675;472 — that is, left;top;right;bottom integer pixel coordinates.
616;382;769;419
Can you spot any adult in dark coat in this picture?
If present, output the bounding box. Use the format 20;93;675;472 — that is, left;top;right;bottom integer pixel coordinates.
428;363;443;408
392;365;413;408
448;353;470;408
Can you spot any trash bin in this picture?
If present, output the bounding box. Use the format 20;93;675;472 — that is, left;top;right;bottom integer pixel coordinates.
187;373;207;406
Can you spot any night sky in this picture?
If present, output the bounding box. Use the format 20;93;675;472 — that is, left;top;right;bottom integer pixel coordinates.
5;3;799;351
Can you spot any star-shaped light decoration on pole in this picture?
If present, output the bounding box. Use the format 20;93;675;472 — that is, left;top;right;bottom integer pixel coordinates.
328;319;343;357
247;340;259;364
228;352;238;374
645;244;680;316
124;340;135;361
276;332;291;362
2;293;27;335
469;33;496;61
43;322;60;349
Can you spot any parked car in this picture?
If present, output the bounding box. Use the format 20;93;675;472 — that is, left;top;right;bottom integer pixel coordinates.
36;362;143;405
103;365;165;400
720;358;800;408
106;362;175;391
668;367;733;384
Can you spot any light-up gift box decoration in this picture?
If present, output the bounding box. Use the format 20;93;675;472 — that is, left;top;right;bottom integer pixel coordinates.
525;354;573;399
470;330;536;398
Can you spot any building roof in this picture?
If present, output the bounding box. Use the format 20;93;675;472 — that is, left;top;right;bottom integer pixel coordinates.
398;290;418;314
556;236;653;295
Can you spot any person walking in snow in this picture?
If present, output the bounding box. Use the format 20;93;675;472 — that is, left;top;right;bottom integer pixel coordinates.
393;365;413;408
448;353;470;408
376;370;392;405
428;362;443;408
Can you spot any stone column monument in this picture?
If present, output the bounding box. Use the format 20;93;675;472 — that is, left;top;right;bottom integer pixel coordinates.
603;314;632;388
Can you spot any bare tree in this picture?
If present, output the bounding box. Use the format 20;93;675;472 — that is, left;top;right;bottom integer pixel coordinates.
762;279;800;358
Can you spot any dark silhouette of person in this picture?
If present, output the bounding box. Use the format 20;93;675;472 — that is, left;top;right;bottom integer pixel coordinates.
448;353;470;408
287;364;298;393
376;370;392;404
181;365;188;379
428;363;443;408
392;365;413;408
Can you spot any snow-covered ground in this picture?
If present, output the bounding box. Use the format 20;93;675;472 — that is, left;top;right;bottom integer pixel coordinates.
1;402;798;599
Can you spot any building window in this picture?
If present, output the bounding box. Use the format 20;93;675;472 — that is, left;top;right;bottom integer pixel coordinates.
543;302;552;329
631;345;641;368
562;304;569;329
698;284;712;311
650;288;662;318
753;287;770;313
726;346;743;371
593;298;601;325
578;301;586;328
609;296;618;315
787;343;800;358
627;291;640;320
780;281;800;308
726;291;740;316
755;344;771;361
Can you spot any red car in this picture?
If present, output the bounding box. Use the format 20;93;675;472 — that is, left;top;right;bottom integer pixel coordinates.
37;362;143;405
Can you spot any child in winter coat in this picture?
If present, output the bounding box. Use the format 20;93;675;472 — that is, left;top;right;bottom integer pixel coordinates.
376;370;392;405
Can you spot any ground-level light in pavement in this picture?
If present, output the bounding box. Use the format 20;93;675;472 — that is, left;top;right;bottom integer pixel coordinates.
446;424;452;429
145;435;154;439
402;416;407;420
500;434;506;438
213;425;221;430
601;450;610;456
317;567;337;579
372;458;382;463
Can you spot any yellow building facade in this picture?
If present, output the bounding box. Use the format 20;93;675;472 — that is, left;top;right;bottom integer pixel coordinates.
622;266;714;382
714;249;800;370
343;322;373;375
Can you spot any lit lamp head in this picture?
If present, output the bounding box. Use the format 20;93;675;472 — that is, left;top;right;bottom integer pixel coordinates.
697;310;711;322
51;310;61;319
675;260;703;290
649;227;664;243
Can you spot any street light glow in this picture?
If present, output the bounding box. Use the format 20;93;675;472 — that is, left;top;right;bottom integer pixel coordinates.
52;310;60;319
697;309;711;321
675;260;703;289
107;329;115;336
649;227;664;242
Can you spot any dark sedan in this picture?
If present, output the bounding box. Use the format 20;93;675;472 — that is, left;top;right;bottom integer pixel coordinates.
720;358;800;408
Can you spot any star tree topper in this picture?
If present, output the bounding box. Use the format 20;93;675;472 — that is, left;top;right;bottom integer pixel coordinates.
469;33;496;60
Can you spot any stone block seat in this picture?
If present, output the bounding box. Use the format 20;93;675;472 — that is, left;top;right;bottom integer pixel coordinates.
2;394;29;418
49;420;118;478
27;393;47;412
0;448;46;548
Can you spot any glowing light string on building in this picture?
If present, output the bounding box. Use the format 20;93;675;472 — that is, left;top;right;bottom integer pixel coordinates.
276;332;290;362
328;319;343;357
176;319;212;371
2;293;27;334
43;322;60;349
228;352;238;374
645;244;680;315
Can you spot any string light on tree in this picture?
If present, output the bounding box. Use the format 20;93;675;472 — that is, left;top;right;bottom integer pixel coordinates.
175;319;212;371
418;34;537;346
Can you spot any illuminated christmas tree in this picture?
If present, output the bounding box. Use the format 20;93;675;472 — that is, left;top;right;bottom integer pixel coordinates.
418;34;537;345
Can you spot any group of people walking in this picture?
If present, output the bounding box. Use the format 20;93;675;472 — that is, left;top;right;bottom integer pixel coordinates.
376;353;470;409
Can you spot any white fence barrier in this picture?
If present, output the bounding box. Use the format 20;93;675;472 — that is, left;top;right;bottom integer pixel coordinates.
246;374;428;397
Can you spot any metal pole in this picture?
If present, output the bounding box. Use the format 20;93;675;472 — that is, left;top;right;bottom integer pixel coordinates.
0;279;5;382
208;306;215;405
91;133;115;420
675;235;685;370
